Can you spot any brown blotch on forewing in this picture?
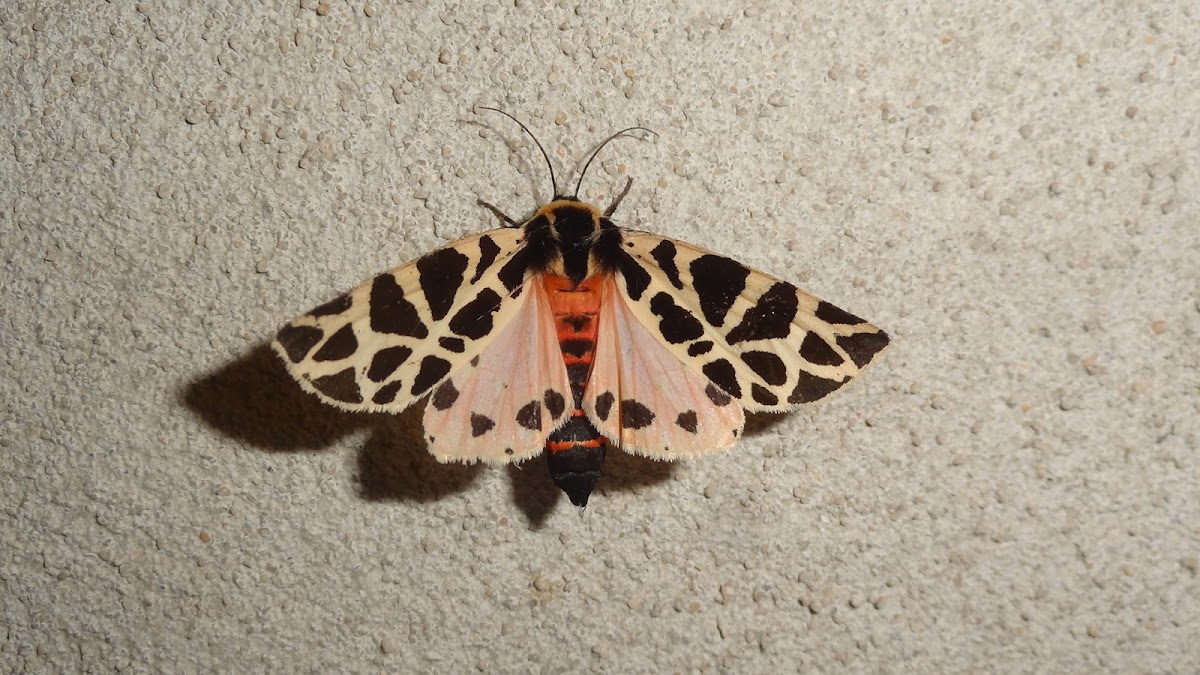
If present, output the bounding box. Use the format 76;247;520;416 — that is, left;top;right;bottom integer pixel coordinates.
367;345;413;382
416;247;470;321
739;350;788;386
438;336;465;353
788;371;849;404
701;359;741;399
410;355;452;396
649;292;705;344
308;293;352;317
312;324;358;362
799;332;845;367
649;239;684;289
750;383;779;407
837;330;890;368
311;367;362;404
471;235;502;284
276;324;324;363
724;281;799;344
815;300;865;325
369;273;428;338
448;288;503;340
372;380;405;405
689;254;750;327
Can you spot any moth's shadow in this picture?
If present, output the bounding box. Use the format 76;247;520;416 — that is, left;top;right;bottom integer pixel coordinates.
182;344;675;522
180;344;479;504
743;411;789;437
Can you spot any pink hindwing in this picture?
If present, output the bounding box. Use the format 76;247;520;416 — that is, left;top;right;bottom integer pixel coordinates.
584;277;744;459
423;279;572;464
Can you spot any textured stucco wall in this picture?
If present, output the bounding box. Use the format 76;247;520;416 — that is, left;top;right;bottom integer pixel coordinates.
2;1;1197;671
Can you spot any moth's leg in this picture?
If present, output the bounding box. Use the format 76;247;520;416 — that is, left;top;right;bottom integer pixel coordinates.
604;177;634;217
477;199;522;228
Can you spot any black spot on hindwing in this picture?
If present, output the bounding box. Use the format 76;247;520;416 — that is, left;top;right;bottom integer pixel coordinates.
370;273;428;338
516;400;542;430
311;368;362;404
276;325;323;363
740;350;788;386
690;255;750;327
431;380;459;410
313;325;358;362
726;282;799;344
417;247;469;321
470;413;495;437
815;301;866;325
448;288;503;340
594;391;615;421
471;235;501;284
687;341;713;357
649;239;684;289
411;355;452;396
702;359;741;400
837;331;890;368
705;383;731;406
544;389;566;419
308;294;352;317
800;332;845;366
367;345;413;382
620;400;655;429
676;410;698;434
649;292;705;343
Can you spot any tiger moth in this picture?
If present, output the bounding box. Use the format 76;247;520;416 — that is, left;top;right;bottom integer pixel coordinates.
273;110;889;508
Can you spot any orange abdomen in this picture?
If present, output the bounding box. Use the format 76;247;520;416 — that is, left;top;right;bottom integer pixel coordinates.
541;274;607;506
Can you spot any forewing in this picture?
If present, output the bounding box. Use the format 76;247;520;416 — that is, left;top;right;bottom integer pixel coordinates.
423;279;572;464
584;276;744;459
272;228;530;412
612;233;889;412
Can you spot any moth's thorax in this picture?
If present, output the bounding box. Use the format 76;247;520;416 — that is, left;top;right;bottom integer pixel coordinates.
537;199;602;244
526;198;619;285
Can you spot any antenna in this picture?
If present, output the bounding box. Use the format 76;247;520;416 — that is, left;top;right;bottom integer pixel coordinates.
574;126;657;198
476;106;558;198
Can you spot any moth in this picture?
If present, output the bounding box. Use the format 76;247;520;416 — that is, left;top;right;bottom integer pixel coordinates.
273;109;889;507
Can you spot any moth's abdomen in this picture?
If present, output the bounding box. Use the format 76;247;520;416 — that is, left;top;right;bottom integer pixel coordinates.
543;274;606;507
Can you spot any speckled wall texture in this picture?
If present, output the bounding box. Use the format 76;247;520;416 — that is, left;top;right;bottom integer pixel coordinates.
2;1;1197;672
